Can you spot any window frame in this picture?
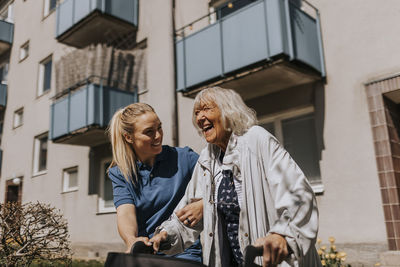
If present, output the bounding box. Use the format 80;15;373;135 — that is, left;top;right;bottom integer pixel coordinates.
62;166;78;193
43;0;57;18
13;107;24;129
32;132;48;176
19;41;29;62
98;157;116;213
37;55;52;97
258;106;324;194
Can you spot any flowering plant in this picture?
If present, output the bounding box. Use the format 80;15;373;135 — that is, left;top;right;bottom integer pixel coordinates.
317;237;351;267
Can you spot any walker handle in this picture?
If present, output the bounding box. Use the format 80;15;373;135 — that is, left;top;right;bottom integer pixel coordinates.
243;245;263;267
130;241;172;254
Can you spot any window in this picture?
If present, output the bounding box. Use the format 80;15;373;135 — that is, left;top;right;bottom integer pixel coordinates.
0;64;9;84
33;133;48;175
98;158;115;213
43;0;57;17
62;167;78;192
259;107;322;192
37;56;52;96
19;41;29;61
0;3;14;23
13;108;23;128
214;0;257;19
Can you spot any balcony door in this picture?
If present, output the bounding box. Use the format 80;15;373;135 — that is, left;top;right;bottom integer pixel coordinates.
5;178;22;203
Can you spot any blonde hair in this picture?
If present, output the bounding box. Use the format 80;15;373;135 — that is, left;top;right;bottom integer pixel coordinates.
107;103;155;183
192;87;257;136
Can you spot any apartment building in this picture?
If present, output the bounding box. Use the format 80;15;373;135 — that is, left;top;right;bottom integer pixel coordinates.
0;0;398;265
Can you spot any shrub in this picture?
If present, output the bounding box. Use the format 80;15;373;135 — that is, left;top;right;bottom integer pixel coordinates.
0;201;72;266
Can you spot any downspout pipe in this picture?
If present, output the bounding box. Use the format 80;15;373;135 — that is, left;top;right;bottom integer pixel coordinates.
171;0;179;147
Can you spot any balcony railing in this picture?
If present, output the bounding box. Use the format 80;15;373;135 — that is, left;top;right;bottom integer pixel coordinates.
0;83;7;108
50;82;137;146
0;19;13;55
175;0;325;92
56;0;138;47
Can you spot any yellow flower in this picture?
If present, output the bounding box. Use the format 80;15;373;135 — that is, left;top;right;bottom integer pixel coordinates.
321;260;326;266
329;236;335;244
317;249;323;255
374;263;381;266
331;245;336;251
330;253;336;259
321;245;327;251
325;254;330;259
317;238;322;244
338;252;347;258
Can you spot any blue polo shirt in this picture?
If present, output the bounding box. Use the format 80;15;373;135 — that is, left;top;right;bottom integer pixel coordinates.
109;145;201;262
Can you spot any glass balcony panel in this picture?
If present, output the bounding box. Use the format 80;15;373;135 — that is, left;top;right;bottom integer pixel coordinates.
176;0;324;93
69;87;89;132
290;5;321;73
52;97;69;138
0;83;7;108
50;84;136;146
222;1;268;73
183;24;223;88
0;19;13;55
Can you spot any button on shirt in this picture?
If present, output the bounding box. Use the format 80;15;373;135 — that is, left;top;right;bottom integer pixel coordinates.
109;145;201;261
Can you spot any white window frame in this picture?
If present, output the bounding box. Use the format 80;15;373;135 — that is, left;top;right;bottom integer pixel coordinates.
0;2;14;23
259;106;324;194
62;166;78;193
37;55;52;96
43;0;57;17
13;108;23;128
98;158;116;213
33;133;48;176
19;41;29;62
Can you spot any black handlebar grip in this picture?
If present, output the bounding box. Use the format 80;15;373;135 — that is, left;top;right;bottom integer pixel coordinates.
130;241;155;254
243;245;263;267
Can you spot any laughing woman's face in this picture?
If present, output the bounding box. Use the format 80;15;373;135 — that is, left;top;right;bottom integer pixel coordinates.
194;101;231;151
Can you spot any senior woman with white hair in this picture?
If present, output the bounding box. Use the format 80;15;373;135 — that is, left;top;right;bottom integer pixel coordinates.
151;87;321;267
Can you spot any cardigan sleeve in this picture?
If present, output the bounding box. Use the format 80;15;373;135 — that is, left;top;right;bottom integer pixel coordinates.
254;127;319;260
154;162;204;254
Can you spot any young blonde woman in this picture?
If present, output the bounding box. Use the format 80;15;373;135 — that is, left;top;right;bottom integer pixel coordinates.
107;103;203;262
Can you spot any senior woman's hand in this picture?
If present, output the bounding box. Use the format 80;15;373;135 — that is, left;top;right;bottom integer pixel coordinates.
255;233;289;267
176;198;203;227
149;231;168;252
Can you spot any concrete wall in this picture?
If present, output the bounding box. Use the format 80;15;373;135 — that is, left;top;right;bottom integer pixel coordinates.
309;0;400;245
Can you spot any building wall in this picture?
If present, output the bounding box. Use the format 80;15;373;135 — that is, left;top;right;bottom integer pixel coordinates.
310;0;400;245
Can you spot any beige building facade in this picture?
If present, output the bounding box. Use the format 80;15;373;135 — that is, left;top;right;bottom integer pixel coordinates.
0;0;399;265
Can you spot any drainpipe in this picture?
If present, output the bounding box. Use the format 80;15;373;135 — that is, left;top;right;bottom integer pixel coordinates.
171;0;179;147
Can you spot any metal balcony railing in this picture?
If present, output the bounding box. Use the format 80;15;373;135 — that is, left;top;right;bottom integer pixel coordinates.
50;79;137;143
175;0;325;92
56;0;138;47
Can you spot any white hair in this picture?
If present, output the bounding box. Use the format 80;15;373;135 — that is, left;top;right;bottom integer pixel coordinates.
192;87;258;136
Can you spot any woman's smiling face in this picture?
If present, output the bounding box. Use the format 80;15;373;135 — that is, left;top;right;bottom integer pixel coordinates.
124;111;163;163
194;101;231;151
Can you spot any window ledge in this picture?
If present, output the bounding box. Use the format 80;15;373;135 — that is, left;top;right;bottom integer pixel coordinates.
97;209;116;215
311;183;324;195
61;188;78;194
32;170;47;178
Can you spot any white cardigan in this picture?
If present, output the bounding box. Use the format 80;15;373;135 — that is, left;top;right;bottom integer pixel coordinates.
157;126;322;267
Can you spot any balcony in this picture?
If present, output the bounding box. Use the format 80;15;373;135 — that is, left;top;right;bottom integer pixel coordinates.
0;83;7;109
50;83;137;146
0;19;13;56
175;0;325;99
56;0;138;48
